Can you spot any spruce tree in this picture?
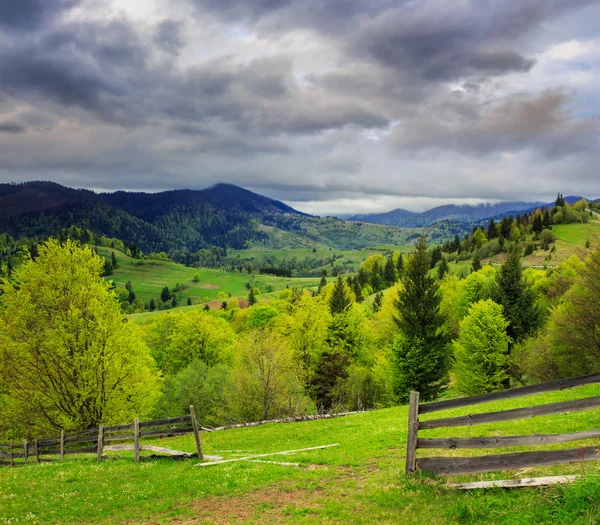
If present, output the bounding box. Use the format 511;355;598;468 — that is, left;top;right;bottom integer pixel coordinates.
160;286;170;302
384;255;396;286
472;251;482;272
437;257;449;280
329;276;351;315
490;245;541;351
487;217;498;239
396;253;404;276
393;235;450;402
248;287;257;306
317;270;327;294
149;298;156;311
373;291;383;313
171;295;178;308
111;251;118;269
187;297;192;306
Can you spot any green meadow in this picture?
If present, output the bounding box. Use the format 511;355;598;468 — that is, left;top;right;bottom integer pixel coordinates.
2;383;600;524
97;248;320;305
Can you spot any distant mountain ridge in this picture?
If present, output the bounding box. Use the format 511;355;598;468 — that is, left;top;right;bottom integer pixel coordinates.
347;197;589;227
0;181;415;252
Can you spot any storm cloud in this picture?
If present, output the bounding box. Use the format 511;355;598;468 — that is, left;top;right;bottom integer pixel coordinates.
0;0;599;213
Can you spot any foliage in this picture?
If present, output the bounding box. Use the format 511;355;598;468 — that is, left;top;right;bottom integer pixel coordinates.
452;299;511;395
0;239;160;437
393;235;450;401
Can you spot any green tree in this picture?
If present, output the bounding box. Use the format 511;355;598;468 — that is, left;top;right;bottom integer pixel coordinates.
187;297;192;306
0;239;160;436
452;299;511;395
490;245;541;350
161;286;171;302
373;291;384;313
317;270;327;294
329;276;352;314
149;298;156;311
393;235;450;402
471;251;482;272
111;251;118;269
384;255;397;286
437;257;449;280
248;287;257;306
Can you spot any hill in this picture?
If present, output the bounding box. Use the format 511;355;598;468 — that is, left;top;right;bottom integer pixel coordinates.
3;383;600;524
348;200;546;227
0;182;419;252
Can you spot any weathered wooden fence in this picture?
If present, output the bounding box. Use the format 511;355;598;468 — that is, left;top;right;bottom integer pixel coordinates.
1;405;203;466
405;372;600;477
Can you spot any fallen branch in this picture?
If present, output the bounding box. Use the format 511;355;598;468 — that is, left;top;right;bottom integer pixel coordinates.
195;443;339;467
248;460;301;467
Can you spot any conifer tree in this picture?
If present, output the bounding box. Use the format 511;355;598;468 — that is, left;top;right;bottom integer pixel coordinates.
329;276;351;315
490;245;541;351
171;295;178;308
161;286;170;302
393;235;450;402
438;257;449;280
384;255;396;286
487;217;498;239
396;253;404;276
111;251;118;269
317;270;327;294
471;251;482;272
373;291;383;313
149;298;156;311
248;287;257;306
187;297;192;306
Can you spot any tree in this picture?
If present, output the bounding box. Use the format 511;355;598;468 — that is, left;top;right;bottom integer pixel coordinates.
149;298;156;311
111;251;118;269
487;217;498;239
373;291;384;313
396;253;404;276
317;270;327;294
248;287;257;306
187;297;192;306
532;212;543;234
452;300;511;395
0;239;160;436
329;276;352;314
171;295;178;308
490;245;541;350
471;251;482;272
437;257;449;280
393;235;450;402
384;256;396;286
161;286;171;302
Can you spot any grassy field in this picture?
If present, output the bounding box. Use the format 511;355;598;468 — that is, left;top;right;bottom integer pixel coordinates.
3;384;600;524
97;248;320;305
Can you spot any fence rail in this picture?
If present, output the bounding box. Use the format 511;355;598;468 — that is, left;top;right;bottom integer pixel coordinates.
1;406;203;467
405;373;600;477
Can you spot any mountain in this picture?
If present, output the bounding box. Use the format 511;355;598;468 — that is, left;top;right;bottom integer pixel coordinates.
349;200;547;227
0;181;416;252
345;208;417;226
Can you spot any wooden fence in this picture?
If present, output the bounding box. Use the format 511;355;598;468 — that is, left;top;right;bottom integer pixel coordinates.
1;405;203;466
405;372;600;477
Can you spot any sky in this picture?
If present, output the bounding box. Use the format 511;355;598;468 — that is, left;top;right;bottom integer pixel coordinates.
0;0;599;215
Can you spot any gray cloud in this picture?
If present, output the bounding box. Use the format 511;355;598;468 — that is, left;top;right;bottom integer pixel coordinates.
0;0;79;31
0;0;599;213
0;122;25;134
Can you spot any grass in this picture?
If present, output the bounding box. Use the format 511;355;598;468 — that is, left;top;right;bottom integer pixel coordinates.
97;248;320;305
3;384;600;524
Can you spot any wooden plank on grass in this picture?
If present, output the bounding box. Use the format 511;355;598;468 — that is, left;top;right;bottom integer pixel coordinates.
417;446;600;475
97;424;104;462
134;417;140;463
405;391;420;475
419;373;600;414
196;443;340;467
449;475;580;489
419;396;600;430
418;428;600;449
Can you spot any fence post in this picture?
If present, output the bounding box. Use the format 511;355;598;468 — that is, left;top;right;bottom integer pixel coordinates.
405;391;420;476
23;440;28;463
189;405;204;461
35;439;40;464
97;424;104;462
60;430;65;461
134;417;140;463
9;443;13;467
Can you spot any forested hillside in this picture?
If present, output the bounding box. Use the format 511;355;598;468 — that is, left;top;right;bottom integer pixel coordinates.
0;181;420;253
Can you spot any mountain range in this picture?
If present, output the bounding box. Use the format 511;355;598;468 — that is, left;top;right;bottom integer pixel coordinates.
0;181;415;253
345;196;587;227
